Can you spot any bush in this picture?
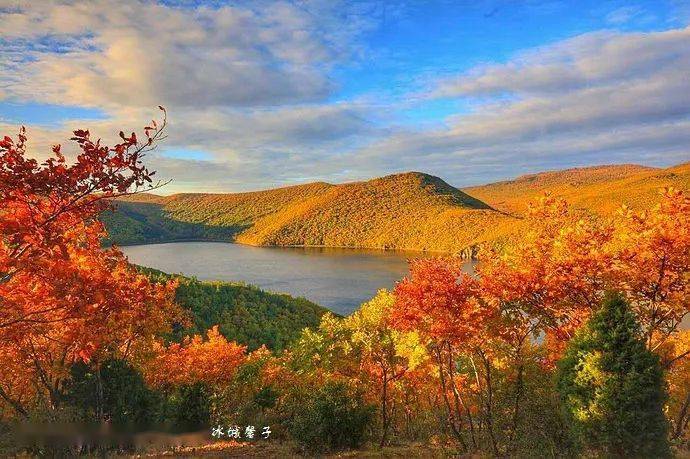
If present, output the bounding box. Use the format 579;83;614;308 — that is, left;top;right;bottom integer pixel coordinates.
65;359;162;432
65;361;212;434
288;381;375;453
165;383;212;433
556;292;670;457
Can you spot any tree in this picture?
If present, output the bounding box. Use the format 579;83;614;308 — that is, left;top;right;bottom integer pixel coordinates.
340;290;423;446
288;290;428;446
143;326;247;389
556;292;670;457
479;189;690;360
390;257;497;452
288;380;375;453
0;110;180;418
661;330;690;440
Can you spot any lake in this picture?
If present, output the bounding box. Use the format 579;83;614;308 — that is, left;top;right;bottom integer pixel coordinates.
122;242;473;315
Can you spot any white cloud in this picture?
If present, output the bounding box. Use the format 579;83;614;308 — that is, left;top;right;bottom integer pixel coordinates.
433;27;690;98
351;26;690;185
0;0;381;191
1;2;689;192
0;0;367;108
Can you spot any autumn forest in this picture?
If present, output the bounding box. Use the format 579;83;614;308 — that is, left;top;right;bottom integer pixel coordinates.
0;106;688;458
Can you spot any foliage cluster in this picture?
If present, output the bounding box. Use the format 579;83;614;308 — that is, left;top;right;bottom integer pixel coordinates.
0;111;180;422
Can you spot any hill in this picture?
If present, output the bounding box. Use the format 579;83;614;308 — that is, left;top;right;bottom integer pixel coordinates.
104;172;515;255
466;162;690;216
103;163;690;255
141;267;329;351
101;182;333;245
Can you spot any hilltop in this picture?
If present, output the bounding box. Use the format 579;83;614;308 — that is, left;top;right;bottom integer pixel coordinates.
104;172;514;254
103;163;690;255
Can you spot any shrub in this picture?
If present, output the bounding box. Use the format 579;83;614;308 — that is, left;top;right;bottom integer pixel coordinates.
65;359;162;432
288;381;375;453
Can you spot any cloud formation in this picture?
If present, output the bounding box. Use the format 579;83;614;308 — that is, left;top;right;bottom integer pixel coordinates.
357;26;690;184
1;1;689;191
0;0;381;190
0;0;365;108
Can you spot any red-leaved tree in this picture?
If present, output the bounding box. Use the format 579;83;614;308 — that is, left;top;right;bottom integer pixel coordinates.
0;108;180;418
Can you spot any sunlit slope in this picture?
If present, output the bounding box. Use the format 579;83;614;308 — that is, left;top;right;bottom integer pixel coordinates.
237;172;513;253
160;182;333;227
103;182;333;245
106;172;515;253
465;163;690;216
105;162;690;253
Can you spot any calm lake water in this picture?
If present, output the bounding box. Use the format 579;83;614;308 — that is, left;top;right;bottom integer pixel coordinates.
122;242;472;315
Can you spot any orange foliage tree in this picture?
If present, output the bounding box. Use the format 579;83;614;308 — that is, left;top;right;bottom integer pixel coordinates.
391;258;500;452
0;110;180;418
143;326;247;389
658;330;690;440
286;290;434;447
479;188;690;358
390;188;690;451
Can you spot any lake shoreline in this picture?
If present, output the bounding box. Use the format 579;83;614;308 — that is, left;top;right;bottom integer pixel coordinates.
112;238;463;257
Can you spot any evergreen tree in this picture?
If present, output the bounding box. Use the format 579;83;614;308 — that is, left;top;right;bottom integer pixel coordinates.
556;292;670;457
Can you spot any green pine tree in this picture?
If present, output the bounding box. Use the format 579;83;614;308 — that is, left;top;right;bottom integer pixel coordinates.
556;292;670;457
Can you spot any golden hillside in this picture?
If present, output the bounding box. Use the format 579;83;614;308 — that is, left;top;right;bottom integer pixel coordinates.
465;162;690;216
106;172;515;254
236;172;512;253
104;162;689;254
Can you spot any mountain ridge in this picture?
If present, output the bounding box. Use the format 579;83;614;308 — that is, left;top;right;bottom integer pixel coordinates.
103;162;690;255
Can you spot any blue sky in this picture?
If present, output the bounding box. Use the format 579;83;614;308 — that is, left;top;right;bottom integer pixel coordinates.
336;1;679;97
1;0;689;192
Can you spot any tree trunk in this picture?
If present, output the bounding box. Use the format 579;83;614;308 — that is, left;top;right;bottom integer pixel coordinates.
435;347;467;450
481;353;500;456
447;343;477;449
673;390;690;439
380;367;389;447
96;365;104;422
508;362;525;453
0;385;28;418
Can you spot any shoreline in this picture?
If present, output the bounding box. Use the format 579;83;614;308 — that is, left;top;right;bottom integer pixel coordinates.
110;238;467;257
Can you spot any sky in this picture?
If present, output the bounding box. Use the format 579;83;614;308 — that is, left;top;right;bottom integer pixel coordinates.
1;0;689;193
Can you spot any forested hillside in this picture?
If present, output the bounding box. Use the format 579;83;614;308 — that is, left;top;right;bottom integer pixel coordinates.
467;162;690;215
141;267;329;351
103;162;690;255
102;182;332;245
104;172;514;254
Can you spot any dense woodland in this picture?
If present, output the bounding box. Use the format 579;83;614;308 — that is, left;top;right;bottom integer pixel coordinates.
141;267;328;352
2;117;690;457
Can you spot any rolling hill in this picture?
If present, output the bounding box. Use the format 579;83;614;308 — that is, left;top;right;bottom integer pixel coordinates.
103;172;515;255
467;162;690;216
103;162;690;256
